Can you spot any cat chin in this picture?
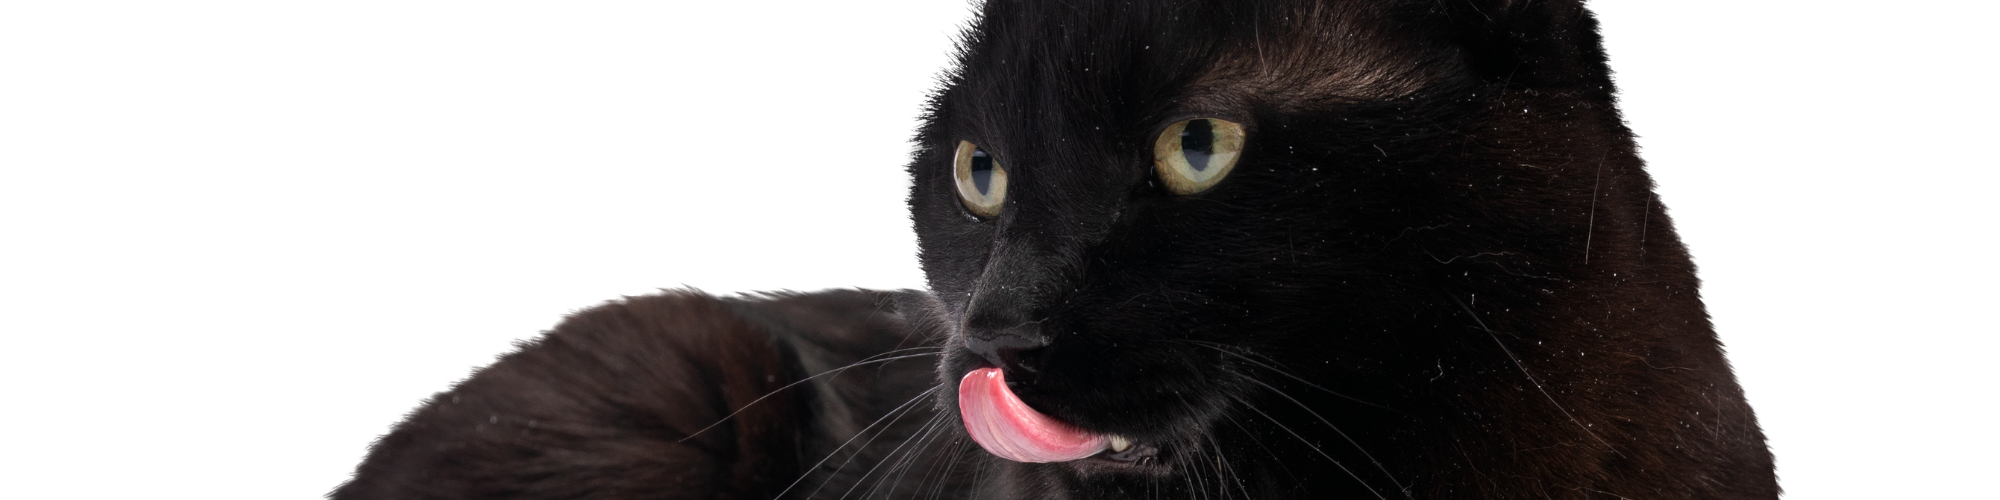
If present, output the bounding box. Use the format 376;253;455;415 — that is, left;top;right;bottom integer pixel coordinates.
977;441;1178;480
1053;448;1177;478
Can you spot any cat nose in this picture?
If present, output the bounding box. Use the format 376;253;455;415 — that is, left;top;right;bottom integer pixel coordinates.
964;325;1051;373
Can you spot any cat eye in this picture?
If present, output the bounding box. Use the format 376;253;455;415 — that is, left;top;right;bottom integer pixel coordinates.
1153;118;1246;195
953;140;1009;217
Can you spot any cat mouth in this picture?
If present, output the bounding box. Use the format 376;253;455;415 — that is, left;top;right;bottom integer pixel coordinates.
957;367;1163;466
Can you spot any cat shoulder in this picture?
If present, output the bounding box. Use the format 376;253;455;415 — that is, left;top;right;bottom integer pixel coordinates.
331;289;938;500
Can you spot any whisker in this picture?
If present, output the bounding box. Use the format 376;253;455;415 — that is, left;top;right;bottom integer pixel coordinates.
1222;414;1303;489
856;413;952;500
836;412;944;500
916;438;956;500
774;383;943;500
1239;376;1408;498
1181;339;1394;412
900;424;964;496
965;447;995;498
1183;392;1241;500
678;349;940;443
1232;394;1388;500
899;421;960;497
897;431;951;500
811;391;940;500
1165;392;1213;500
1449;295;1619;456
919;437;970;500
857;419;939;500
1150;468;1161;500
1205;431;1254;500
1190;439;1213;500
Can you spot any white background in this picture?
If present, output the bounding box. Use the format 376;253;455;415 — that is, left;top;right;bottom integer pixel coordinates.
1;1;1992;498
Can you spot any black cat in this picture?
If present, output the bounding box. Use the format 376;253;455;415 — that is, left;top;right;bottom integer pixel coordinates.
335;1;1777;498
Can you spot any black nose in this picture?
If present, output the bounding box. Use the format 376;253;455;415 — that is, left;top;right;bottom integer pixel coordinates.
964;325;1050;373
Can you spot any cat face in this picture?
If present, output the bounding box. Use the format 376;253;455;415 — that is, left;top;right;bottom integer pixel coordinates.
908;0;1690;496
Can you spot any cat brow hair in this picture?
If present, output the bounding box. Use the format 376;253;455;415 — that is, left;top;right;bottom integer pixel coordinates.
1189;2;1447;108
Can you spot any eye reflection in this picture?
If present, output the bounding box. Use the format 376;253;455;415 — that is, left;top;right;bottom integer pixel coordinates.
1180;118;1215;172
969;148;996;194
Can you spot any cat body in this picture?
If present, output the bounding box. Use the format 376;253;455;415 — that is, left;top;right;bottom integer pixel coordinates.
336;1;1776;498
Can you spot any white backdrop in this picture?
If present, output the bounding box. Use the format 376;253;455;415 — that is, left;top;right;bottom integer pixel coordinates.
1;1;1991;498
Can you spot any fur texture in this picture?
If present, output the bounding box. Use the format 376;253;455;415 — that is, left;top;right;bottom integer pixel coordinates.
337;1;1775;498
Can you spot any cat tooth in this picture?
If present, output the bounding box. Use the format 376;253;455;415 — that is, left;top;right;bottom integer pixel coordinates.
1108;435;1132;453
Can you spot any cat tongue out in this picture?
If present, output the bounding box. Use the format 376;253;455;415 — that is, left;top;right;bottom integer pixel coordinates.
958;367;1110;463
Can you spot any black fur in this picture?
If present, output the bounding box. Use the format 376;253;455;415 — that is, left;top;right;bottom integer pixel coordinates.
337;1;1776;498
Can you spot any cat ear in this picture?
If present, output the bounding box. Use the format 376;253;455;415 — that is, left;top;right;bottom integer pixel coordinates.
1426;0;1611;94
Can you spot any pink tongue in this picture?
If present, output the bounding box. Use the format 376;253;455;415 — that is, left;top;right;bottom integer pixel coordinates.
958;367;1108;463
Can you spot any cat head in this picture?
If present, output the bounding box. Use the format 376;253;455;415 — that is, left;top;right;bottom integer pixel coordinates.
907;0;1675;495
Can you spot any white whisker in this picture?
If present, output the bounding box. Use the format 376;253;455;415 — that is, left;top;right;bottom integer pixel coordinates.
1232;394;1388;500
678;349;941;443
1240;376;1409;498
1182;340;1395;412
846;413;950;500
775;383;943;500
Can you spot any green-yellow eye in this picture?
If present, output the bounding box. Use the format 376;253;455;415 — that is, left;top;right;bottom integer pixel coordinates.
1153;118;1246;195
953;140;1007;217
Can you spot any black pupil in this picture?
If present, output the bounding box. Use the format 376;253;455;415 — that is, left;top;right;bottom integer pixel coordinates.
970;149;994;195
1180;119;1214;172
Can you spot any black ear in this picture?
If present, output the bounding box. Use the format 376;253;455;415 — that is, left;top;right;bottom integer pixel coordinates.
1426;0;1611;96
